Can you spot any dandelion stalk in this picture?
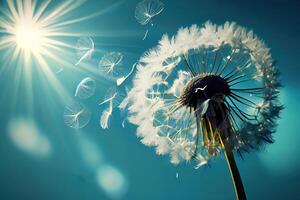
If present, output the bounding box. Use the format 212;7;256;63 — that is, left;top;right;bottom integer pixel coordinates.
218;132;247;200
121;22;282;200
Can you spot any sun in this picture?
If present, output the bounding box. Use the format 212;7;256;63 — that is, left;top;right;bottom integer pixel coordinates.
0;0;106;113
0;0;93;66
0;0;75;66
0;0;126;115
14;19;44;53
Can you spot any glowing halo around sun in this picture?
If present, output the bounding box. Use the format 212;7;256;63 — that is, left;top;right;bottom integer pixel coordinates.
0;0;95;67
0;0;75;65
0;0;109;108
14;20;44;53
0;0;126;116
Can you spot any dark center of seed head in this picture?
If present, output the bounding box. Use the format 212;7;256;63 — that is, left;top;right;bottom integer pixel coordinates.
180;74;231;110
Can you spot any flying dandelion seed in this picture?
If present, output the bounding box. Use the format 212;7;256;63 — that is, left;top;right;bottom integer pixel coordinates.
121;119;126;128
142;29;149;41
75;77;96;99
120;22;283;199
135;0;164;25
56;68;64;74
75;36;95;66
98;52;124;78
99;87;125;129
100;100;113;129
64;102;91;129
116;62;137;86
135;0;164;40
120;105;129;129
118;87;130;128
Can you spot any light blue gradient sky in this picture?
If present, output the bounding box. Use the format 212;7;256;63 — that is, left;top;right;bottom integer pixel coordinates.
0;0;299;199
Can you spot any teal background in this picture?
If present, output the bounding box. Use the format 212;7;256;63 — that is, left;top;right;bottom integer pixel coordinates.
0;0;299;199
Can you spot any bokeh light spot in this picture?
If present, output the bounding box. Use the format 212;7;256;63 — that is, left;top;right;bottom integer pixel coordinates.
96;164;128;199
7;118;51;158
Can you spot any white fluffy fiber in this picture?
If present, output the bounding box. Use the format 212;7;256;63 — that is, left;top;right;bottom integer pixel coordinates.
121;21;273;166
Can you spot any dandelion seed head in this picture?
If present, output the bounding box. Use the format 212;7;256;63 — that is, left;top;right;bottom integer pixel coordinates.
120;22;282;167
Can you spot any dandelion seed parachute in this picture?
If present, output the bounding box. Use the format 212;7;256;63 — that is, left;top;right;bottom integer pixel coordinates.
75;36;94;66
99;87;126;129
134;0;164;26
56;68;64;74
116;63;137;86
135;0;164;40
75;77;96;99
64;102;91;129
100;100;113;129
142;30;149;40
98;52;124;78
120;21;283;199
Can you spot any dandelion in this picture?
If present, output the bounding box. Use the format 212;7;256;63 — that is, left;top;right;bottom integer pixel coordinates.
98;52;123;78
75;77;96;99
64;102;91;129
75;36;94;66
120;22;283;199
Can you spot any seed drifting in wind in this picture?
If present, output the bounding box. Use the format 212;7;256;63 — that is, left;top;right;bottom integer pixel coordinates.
119;22;283;199
100;99;113;129
135;0;164;40
64;102;91;129
142;30;149;41
75;77;96;99
99;88;125;129
98;52;123;77
75;36;95;66
56;68;64;74
135;0;164;25
116;63;137;86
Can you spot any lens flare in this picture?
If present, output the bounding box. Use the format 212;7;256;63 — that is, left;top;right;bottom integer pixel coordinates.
0;0;108;113
14;20;43;52
0;0;77;65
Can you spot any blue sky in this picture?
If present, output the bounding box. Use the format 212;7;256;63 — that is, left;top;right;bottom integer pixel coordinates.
0;0;299;199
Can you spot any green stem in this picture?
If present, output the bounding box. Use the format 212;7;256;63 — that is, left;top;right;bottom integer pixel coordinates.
223;142;247;200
